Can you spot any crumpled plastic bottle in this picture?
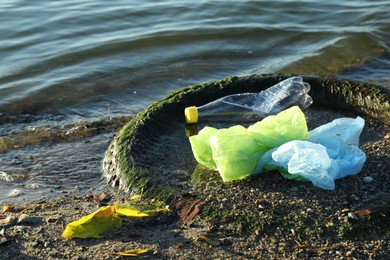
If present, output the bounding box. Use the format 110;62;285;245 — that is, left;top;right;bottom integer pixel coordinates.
184;77;313;124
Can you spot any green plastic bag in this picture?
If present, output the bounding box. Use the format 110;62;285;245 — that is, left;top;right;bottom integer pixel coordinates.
209;125;268;182
189;126;218;170
248;106;308;149
189;106;308;182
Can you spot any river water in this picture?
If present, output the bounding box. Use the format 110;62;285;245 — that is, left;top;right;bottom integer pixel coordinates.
1;0;390;202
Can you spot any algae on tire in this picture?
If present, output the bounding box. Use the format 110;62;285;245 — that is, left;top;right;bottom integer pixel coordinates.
102;74;390;202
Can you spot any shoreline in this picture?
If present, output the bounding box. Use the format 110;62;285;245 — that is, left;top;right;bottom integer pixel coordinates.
1;122;389;259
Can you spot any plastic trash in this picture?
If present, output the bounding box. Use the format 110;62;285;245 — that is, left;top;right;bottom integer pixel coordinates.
189;106;308;182
209;125;267;182
307;116;366;180
247;105;308;149
258;141;337;189
189;105;366;189
184;77;313;124
189;126;218;170
257;117;366;190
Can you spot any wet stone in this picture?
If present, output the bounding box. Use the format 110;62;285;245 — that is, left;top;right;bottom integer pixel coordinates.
363;176;373;183
17;214;42;225
0;237;8;245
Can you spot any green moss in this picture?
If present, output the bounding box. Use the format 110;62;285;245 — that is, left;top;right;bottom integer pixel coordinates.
102;74;390;204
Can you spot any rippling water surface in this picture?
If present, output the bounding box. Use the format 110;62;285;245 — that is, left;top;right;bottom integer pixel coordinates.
1;0;390;202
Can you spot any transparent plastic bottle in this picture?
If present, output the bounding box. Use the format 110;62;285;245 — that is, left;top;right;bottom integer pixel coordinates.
184;77;313;124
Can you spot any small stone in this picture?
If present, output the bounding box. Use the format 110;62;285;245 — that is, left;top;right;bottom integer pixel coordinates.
8;189;23;197
0;171;14;182
0;215;18;226
17;214;42;225
14;226;27;232
0;237;8;245
220;238;233;246
363;176;373;183
351;194;359;201
46;216;60;224
348;212;359;220
27;183;39;189
32;240;43;248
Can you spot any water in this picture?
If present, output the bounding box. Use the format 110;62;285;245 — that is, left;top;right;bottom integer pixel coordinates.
1;0;390;202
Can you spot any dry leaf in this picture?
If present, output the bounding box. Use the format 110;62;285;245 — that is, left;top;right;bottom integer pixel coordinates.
84;193;111;203
355;209;372;217
199;235;220;246
179;199;204;224
2;205;14;213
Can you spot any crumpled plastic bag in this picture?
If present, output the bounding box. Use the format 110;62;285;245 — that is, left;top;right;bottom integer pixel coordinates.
189;106;307;182
257;117;366;190
189;126;218;170
209;125;268;182
247;104;308;149
189;106;366;189
308;116;366;180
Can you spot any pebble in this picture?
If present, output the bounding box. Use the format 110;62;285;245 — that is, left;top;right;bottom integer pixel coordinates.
17;214;42;225
363;176;373;183
351;194;359;201
0;215;18;226
46;216;60;224
0;237;8;245
0;171;14;182
14;226;27;232
348;212;359;220
27;183;40;189
8;189;23;198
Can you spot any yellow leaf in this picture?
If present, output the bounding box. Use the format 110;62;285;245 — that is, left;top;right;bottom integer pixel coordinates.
130;195;142;201
3;205;14;213
118;249;149;257
115;202;160;218
62;205;122;239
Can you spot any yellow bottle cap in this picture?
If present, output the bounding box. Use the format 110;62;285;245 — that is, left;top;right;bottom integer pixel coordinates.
184;106;198;124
